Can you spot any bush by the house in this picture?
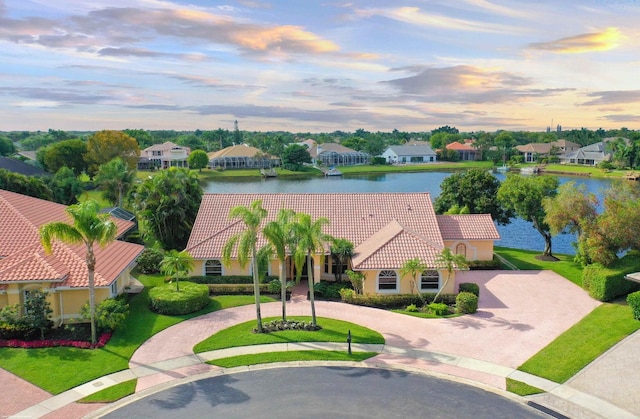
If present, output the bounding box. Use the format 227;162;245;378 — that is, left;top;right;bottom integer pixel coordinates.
148;282;210;315
458;283;480;297
81;297;129;333
186;275;277;285
468;259;502;270
340;291;456;309
405;304;419;312
314;280;353;300
456;292;478;314
136;248;165;274
205;283;278;295
428;302;450;316
0;291;53;340
268;279;295;294
627;291;640;320
582;254;640;301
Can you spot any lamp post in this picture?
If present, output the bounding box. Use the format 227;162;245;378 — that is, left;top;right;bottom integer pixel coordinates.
347;330;352;355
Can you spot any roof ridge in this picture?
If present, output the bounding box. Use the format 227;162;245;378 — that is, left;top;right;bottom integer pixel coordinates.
352;219;404;268
185;218;244;253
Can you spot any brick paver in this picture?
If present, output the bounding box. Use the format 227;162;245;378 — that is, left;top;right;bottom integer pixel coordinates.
0;368;50;417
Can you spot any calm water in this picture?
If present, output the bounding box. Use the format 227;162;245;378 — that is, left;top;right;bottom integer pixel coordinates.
203;171;613;255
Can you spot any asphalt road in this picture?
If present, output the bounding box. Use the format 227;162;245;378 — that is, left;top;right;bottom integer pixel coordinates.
103;367;549;418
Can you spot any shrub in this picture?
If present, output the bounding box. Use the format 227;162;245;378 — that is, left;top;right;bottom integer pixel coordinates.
205;284;272;295
582;256;640;301
339;288;355;301
468;259;502;270
627;291;640;320
405;304;419;312
371;156;387;165
259;319;322;333
428;303;450;316
136;248;164;274
186;275;277;284
268;279;294;294
81;297;129;332
148;282;210;315
340;292;456;309
458;283;480;297
314;280;353;299
456;292;478;314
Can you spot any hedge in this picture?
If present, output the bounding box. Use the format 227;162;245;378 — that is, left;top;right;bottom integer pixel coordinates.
184;275;278;285
582;253;640;301
456;292;478;314
458;282;480;297
205;283;290;298
627;291;640;320
468;259;502;270
149;282;210;315
340;292;456;309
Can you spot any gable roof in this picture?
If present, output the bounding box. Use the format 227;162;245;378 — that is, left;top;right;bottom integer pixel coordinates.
143;141;189;153
0;189;144;288
437;215;500;240
316;143;364;156
0;157;49;177
385;144;436;157
207;144;273;159
446;142;476;151
187;193;499;269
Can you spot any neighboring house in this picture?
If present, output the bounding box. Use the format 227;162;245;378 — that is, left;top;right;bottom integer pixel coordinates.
381;144;437;164
561;137;626;166
515;140;580;163
139;141;190;169
446;141;480;161
301;141;369;166
0;189;144;325
186;193;499;295
208;144;280;169
0;157;49;177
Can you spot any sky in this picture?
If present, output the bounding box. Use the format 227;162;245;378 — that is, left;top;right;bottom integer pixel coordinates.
0;0;639;133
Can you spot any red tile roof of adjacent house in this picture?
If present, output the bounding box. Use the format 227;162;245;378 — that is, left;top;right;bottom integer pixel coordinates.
187;193;499;269
437;214;500;240
446;141;476;151
0;189;144;288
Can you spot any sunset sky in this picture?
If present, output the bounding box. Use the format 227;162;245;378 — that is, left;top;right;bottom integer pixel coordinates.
0;0;639;133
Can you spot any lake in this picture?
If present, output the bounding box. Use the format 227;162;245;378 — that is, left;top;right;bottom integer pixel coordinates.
203;171;613;255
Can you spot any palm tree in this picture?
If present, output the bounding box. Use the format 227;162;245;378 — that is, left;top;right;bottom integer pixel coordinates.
330;238;354;282
292;212;331;327
223;200;268;333
160;250;194;292
433;248;469;304
400;257;427;300
94;157;135;207
262;208;296;321
40;200;117;344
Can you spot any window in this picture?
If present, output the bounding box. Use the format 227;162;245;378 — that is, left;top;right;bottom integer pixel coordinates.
455;243;467;258
420;270;439;291
377;270;398;292
205;259;222;276
110;280;118;296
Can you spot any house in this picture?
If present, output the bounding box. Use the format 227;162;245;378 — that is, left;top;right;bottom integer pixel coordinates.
381;144;437;164
446;141;480;161
208;144;280;169
515;140;580;163
185;193;499;295
139;141;190;169
300;141;369;166
561;137;627;166
0;157;49;177
0;189;144;325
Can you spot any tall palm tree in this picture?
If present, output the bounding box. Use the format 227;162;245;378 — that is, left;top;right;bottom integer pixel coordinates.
433;248;469;304
94;157;135;208
400;257;427;299
223;200;268;333
262;208;296;321
330;238;354;282
292;212;331;327
160;250;194;292
40;200;117;344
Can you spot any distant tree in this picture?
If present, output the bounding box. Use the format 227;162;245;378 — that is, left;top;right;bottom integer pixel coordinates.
47;166;83;205
599;180;640;255
160;250;194;292
0;136;15;156
187;149;209;172
431;126;459;135
39;139;88;175
282;144;312;170
131;167;202;250
435;168;513;224
176;134;206;151
363;134;386;157
123;129;154;149
85;130;140;176
95;158;136;207
606;137;632;169
498;174;559;257
0;169;53;201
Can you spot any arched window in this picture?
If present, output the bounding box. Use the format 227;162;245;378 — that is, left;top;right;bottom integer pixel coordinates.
420;270;440;291
455;243;467;258
205;259;222;277
377;270;398;292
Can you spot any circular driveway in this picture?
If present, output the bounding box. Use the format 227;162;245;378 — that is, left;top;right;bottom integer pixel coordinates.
103;367;547;418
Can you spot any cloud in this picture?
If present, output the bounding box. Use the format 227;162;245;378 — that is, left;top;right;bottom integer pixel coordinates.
0;86;114;105
528;27;622;53
601;114;640;122
580;90;640;106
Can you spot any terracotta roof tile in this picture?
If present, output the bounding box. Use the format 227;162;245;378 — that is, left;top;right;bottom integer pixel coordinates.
207;144;273;159
437;214;500;240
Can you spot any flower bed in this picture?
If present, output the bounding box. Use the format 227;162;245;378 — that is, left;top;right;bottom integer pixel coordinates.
0;332;112;349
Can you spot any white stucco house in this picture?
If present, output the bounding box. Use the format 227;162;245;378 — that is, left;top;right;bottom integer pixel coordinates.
381;144;437;164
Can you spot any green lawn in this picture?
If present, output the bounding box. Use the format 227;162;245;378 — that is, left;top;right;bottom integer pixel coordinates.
0;272;274;394
542;164;627;178
77;189;111;207
78;379;137;403
338;161;493;175
391;310;462;319
208;350;378;368
517;302;640;383
194;316;384;353
505;378;543;396
494;246;584;286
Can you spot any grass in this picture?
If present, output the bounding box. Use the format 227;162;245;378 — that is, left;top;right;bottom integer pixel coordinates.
193;316;384;353
391;309;462;319
338;161;493;174
542;164;626;178
494;246;584;286
78;379;137;403
506;378;544;396
0;272;274;394
518;302;640;383
77;189;111;207
207;350;378;368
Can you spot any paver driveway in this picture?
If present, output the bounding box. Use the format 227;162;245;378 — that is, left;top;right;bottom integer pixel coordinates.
130;270;599;391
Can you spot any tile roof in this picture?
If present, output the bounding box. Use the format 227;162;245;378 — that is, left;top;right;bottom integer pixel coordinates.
0;189;144;288
437;215;500;240
207;144;269;159
446;142;476;151
143;141;189;152
0;157;50;177
385;144;436;156
187;193;498;269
